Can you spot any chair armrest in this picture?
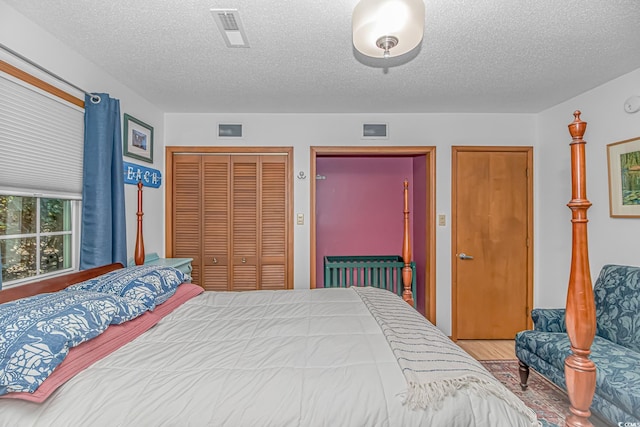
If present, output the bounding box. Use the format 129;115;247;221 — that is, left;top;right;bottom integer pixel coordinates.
531;308;566;332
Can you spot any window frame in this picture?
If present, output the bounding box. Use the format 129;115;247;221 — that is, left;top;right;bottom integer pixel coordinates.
0;188;81;289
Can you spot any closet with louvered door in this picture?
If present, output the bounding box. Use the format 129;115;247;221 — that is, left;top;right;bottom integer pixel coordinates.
168;149;292;292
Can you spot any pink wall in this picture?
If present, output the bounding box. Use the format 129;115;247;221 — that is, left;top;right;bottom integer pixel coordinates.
316;156;414;287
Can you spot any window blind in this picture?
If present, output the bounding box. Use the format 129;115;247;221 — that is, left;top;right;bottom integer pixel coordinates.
0;73;84;195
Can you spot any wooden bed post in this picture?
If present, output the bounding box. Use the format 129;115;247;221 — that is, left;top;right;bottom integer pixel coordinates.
564;111;597;427
402;179;414;306
134;180;145;266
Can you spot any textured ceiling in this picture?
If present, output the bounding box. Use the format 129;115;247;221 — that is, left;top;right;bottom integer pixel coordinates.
4;0;640;113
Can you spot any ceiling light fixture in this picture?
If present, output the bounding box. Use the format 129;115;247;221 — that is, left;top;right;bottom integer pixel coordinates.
352;0;425;59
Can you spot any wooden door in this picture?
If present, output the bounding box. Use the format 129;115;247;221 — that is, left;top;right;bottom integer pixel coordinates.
167;148;292;291
231;156;259;290
452;147;532;339
230;155;289;290
172;155;203;286
260;156;288;290
203;156;230;291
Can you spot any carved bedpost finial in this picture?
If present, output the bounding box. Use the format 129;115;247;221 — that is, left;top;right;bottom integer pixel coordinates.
568;110;586;141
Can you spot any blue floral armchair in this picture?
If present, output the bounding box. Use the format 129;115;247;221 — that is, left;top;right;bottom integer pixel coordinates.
515;264;640;425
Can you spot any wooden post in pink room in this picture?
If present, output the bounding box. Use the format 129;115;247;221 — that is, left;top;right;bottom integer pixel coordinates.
402;179;414;306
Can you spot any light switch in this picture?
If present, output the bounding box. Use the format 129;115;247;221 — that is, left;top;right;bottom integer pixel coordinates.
296;213;304;225
438;214;446;226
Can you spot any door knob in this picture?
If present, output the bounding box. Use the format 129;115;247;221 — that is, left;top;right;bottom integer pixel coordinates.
212;257;218;264
458;253;474;260
241;257;246;263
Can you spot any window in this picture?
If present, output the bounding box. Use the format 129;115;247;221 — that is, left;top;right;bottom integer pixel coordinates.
1;56;85;289
0;193;79;288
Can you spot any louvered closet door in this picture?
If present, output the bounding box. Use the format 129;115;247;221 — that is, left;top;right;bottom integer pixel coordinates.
203;156;230;291
169;150;290;291
231;156;259;290
260;156;288;290
172;155;202;286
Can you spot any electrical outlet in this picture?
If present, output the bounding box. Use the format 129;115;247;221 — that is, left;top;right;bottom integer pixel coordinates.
296;213;304;225
438;214;446;226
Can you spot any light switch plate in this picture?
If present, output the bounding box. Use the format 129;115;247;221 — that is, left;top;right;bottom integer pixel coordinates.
296;213;304;225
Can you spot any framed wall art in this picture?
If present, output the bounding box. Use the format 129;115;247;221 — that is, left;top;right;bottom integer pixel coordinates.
123;114;153;163
607;136;640;217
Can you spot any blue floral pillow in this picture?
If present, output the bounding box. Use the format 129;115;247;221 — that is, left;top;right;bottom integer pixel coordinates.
0;291;131;395
66;266;185;309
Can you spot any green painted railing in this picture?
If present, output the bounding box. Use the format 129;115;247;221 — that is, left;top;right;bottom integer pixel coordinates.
323;255;416;306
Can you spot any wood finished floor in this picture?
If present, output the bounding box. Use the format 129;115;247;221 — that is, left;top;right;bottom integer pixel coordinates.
456;339;516;360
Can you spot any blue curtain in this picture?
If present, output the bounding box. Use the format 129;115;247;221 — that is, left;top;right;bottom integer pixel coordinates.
80;93;127;269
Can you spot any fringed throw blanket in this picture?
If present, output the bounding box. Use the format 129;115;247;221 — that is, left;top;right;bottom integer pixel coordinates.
352;287;539;426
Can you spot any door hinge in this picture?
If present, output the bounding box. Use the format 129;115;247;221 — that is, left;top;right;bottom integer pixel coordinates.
526;237;530;247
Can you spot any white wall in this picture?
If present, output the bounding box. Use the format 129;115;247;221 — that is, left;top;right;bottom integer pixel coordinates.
0;1;166;261
536;68;640;309
165;113;537;334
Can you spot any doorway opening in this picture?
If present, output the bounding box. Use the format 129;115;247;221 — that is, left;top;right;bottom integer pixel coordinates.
310;146;436;322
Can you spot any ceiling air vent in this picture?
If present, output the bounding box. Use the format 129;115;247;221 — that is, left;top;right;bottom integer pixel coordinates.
210;9;250;48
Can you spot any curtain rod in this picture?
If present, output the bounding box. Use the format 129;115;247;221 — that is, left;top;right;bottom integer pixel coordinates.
0;43;101;103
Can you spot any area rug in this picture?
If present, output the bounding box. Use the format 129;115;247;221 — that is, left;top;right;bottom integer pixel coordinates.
480;359;569;427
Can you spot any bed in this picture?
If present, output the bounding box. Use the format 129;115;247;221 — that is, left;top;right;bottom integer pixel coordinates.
0;176;540;426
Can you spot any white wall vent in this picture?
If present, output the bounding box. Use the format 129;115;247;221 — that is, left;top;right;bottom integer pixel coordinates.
362;123;388;139
210;9;250;48
218;123;243;138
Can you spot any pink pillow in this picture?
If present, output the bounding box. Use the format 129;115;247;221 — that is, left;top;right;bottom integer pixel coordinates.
1;283;203;402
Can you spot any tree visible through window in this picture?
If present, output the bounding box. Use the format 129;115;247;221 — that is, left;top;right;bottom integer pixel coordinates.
0;195;74;286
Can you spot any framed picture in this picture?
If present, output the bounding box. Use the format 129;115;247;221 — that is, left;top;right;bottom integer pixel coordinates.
607;136;640;217
123;114;153;163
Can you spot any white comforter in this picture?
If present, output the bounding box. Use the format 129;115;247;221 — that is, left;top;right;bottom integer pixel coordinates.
0;288;537;427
